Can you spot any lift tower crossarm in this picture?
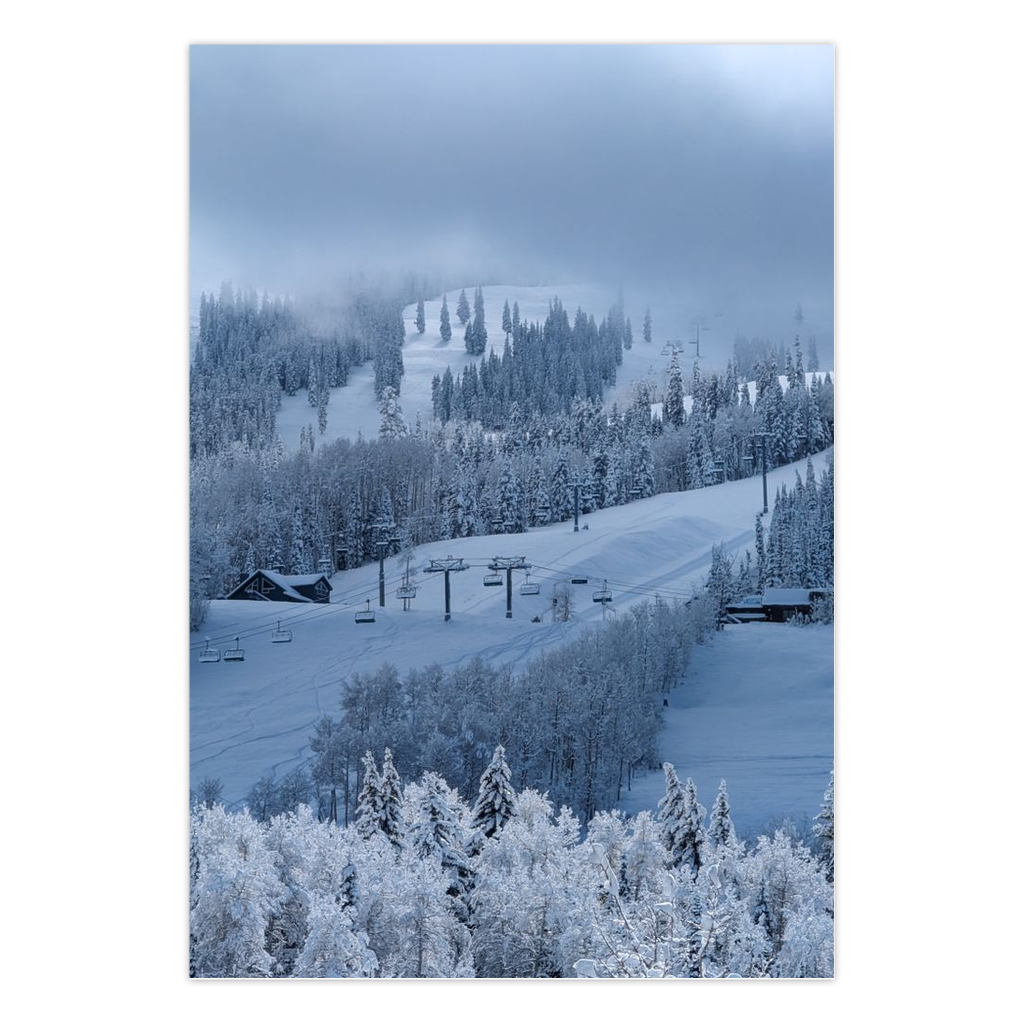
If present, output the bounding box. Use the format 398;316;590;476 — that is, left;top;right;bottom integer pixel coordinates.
424;556;468;621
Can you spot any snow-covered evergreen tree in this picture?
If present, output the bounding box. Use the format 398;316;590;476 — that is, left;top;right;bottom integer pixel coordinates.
378;385;407;441
356;751;382;841
813;769;834;885
378;747;405;848
469;745;516;840
665;350;685;427
439;292;452;344
456;288;470;326
708;779;739;852
415;297;426;335
659;768;708;879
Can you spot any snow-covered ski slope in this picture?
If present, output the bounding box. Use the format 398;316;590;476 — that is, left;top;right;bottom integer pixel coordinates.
620;622;833;838
277;284;684;449
191;448;833;812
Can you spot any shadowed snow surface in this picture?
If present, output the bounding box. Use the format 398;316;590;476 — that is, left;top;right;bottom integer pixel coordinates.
618;621;833;838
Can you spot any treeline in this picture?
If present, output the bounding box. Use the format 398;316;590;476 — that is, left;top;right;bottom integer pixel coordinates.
757;457;835;591
189;752;834;978
433;295;627;425
189;360;833;628
733;332;821;381
239;593;718;828
189;282;405;458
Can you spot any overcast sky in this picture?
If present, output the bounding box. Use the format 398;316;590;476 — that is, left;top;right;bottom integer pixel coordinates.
191;44;833;331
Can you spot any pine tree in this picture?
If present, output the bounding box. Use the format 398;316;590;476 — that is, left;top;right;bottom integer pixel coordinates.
624;317;634;350
290;506;311;573
708;779;739;852
549;450;573;522
660;766;707;878
439;293;452;345
643;306;652;344
407;772;474;921
512;300;520;334
502;299;512;340
658;763;689;867
754;513;767;592
496;459;526;533
677;778;709;879
456;288;470;326
469;745;516;840
378;747;405;847
378;385;407;440
470;286;487;356
807;336;819;372
415;297;426;335
356;751;382;841
813;770;834;884
665;350;685;427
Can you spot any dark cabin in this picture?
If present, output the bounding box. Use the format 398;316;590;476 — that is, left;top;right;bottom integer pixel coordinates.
761;587;832;622
226;570;333;604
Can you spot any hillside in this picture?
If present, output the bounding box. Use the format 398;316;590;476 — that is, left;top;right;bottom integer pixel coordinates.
276;284;698;448
191;446;833;818
619;621;833;838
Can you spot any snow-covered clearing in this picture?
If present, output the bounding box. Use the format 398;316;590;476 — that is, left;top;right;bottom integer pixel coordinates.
618;621;833;838
191;448;833;814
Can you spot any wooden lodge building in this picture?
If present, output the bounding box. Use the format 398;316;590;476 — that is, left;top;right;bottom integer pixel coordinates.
724;587;833;623
226;570;333;604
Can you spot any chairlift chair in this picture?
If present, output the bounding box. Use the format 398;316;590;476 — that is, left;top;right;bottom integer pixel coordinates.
270;620;293;643
397;583;417;600
198;637;221;663
483;572;503;587
593;580;613;604
570;576;589;585
519;573;540;596
223;637;245;662
355;601;376;624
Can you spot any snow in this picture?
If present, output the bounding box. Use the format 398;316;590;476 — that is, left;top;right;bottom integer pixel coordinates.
275;283;719;450
618;621;833;839
191;448;833;819
742;371;832;405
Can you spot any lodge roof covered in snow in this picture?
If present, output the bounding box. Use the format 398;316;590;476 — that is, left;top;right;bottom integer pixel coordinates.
225;570;333;604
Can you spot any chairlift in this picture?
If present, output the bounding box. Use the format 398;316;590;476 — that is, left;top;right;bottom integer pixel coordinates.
223;637;245;662
629;486;642;498
397;583;417;600
519;573;540;596
483;572;503;587
570;576;589;585
355;600;376;624
593;580;613;604
270;620;293;643
198;637;221;663
317;557;333;575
